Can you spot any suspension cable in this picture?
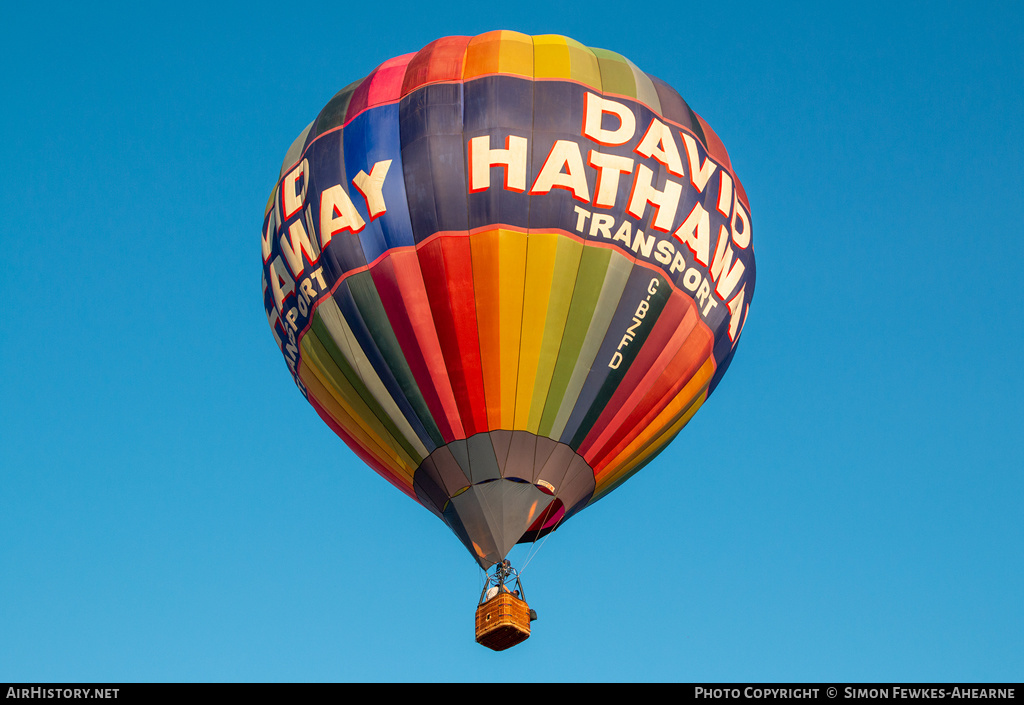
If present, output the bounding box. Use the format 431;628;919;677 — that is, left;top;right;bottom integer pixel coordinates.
518;505;569;578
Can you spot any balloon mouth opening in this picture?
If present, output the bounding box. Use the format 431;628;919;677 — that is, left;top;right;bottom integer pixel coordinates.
520;499;565;541
413;430;597;567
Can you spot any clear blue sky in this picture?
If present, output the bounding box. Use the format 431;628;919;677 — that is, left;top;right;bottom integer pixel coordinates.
2;0;1022;683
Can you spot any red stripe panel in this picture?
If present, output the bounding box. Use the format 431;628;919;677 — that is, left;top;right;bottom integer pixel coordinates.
418;237;489;436
366;53;415;108
369;256;457;442
694;113;733;172
441;235;488;435
401;36;472;97
592;318;714;477
344;71;372;123
577;292;692;459
584;300;701;467
415;239;469;433
375;250;467;440
735;174;750;214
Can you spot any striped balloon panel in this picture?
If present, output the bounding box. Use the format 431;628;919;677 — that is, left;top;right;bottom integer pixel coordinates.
262;32;755;559
295;228;717;499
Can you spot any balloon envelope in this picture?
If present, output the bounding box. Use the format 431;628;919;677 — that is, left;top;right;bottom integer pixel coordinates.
261;31;756;568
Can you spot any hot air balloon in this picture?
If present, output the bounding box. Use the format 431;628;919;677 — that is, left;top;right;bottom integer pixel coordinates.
261;31;755;650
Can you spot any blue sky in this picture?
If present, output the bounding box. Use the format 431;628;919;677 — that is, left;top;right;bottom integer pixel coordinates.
2;0;1022;683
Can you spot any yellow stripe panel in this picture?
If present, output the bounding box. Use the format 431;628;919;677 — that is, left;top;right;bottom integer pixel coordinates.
315;297;429;460
593;358;715;495
299;351;415;487
533;35;571;79
513;232;560;430
497;30;534;77
301;334;418;474
459;33;603;86
527;235;583;431
497;229;528;428
464;30;534;79
470;229;503;428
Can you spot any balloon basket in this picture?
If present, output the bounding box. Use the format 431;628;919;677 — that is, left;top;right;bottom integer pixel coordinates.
475;591;531;651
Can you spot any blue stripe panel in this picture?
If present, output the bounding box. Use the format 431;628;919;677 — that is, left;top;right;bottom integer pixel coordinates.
398;82;469;241
307;130;368;278
464;76;535;230
527;81;594;234
342;103;415;263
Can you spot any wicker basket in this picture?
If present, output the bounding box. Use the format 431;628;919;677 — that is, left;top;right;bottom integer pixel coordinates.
475;592;531;651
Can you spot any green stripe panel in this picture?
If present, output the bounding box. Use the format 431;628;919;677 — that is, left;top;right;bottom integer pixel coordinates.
315;297;430;459
346;272;445;448
301;329;417;469
547;248;635;439
537;245;611;436
313;78;363;138
592;48;636;97
309;312;425;464
565;37;603;89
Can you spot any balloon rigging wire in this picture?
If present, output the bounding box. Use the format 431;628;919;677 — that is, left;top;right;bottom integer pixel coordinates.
518;505;568;578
